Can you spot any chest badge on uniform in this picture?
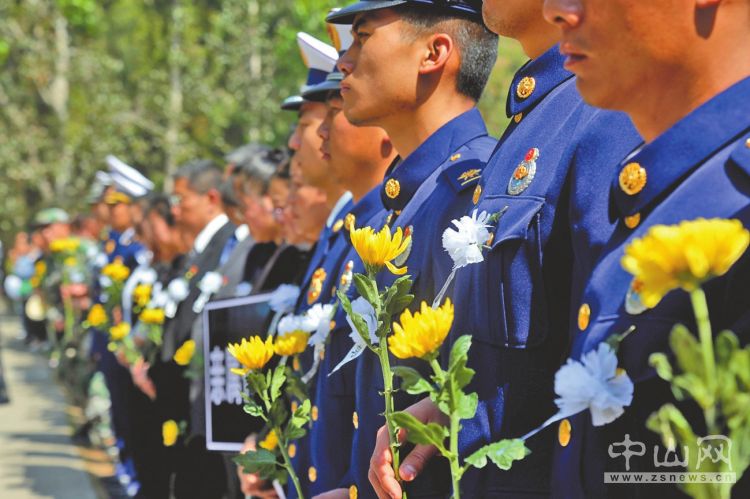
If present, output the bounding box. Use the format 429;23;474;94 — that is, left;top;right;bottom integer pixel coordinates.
307;267;327;305
508;148;539;196
625;278;648;315
385;178;401;199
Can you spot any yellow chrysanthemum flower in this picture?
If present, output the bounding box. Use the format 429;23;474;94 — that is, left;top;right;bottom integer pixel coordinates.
162;420;179;447
109;322;131;341
273;331;310;357
102;259;131;282
63;256;78;267
133;284;152;308
227;336;274;375
389;299;454;360
350;225;411;275
86;304;108;328
259;430;279;451
35;261;47;278
139;308;165;325
622;218;750;308
50;238;80;253
173;340;196;366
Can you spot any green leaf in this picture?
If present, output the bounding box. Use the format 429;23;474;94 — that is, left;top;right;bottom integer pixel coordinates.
269;364;286;403
649;352;674;382
604;325;636;353
386;294;415;316
247;371;267;395
268;397;288;428
448;335;475;391
454;391;479;420
672;373;713;408
284;368;309;401
730;347;750;387
391;411;448;455
464;439;529;470
716;330;740;366
393;366;433;396
286;425;307;441
669;324;704;378
353;274;379;306
243;401;264;418
233;448;279;479
290;399;311;429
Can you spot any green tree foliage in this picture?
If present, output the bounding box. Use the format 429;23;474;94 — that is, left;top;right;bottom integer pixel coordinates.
0;0;524;243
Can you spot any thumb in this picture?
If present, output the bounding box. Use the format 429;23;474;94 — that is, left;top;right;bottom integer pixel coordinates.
399;444;439;482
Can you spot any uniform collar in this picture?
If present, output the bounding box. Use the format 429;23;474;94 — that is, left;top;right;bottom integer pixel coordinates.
349;185;384;225
612;76;750;218
326;191;354;228
119;227;136;245
381;108;488;211
506;44;573;117
193;213;229;254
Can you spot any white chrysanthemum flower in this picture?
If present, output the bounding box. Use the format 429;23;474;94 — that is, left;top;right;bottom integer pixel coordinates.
167;278;190;302
269;284;301;313
306;303;335;346
346;297;379;347
442;210;492;269
198;271;224;293
277;314;317;335
554;343;634;426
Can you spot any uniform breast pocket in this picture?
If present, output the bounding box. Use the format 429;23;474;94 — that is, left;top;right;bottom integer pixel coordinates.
475;195;547;349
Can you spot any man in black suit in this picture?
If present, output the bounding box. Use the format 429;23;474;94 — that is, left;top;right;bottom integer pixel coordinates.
153;160;236;499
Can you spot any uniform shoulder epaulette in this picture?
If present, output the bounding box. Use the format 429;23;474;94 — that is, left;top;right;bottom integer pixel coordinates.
441;151;486;193
729;136;750;177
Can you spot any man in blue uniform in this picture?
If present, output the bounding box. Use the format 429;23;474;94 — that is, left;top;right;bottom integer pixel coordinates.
367;1;642;498
325;2;499;497
284;15;398;497
542;0;750;496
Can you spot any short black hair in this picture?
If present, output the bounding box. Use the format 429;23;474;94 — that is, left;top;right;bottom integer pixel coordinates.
237;148;288;195
398;6;498;101
173;159;223;194
145;194;175;226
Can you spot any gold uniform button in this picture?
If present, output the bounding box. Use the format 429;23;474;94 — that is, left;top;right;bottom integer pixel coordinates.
292;357;301;371
624;213;641;229
385;178;401;199
472;184;482;205
558;419;572;447
288;443;297;458
308;466;317;482
352;411;359;429
291;401;299;412
311;405;319;421
349;485;358;499
616;367;627;377
513;112;523;124
578;303;591;331
619;162;648;195
746;138;750;148
516;76;536;99
450;153;462;161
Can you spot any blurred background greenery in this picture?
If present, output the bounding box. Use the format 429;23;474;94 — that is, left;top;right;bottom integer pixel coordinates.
0;0;526;244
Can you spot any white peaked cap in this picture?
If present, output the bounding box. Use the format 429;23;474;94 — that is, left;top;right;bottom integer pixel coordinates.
297;32;339;73
326;9;354;53
106;155;154;197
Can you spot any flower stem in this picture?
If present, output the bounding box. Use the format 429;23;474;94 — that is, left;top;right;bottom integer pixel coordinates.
277;428;305;499
379;343;404;497
690;288;717;431
428;358;462;498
